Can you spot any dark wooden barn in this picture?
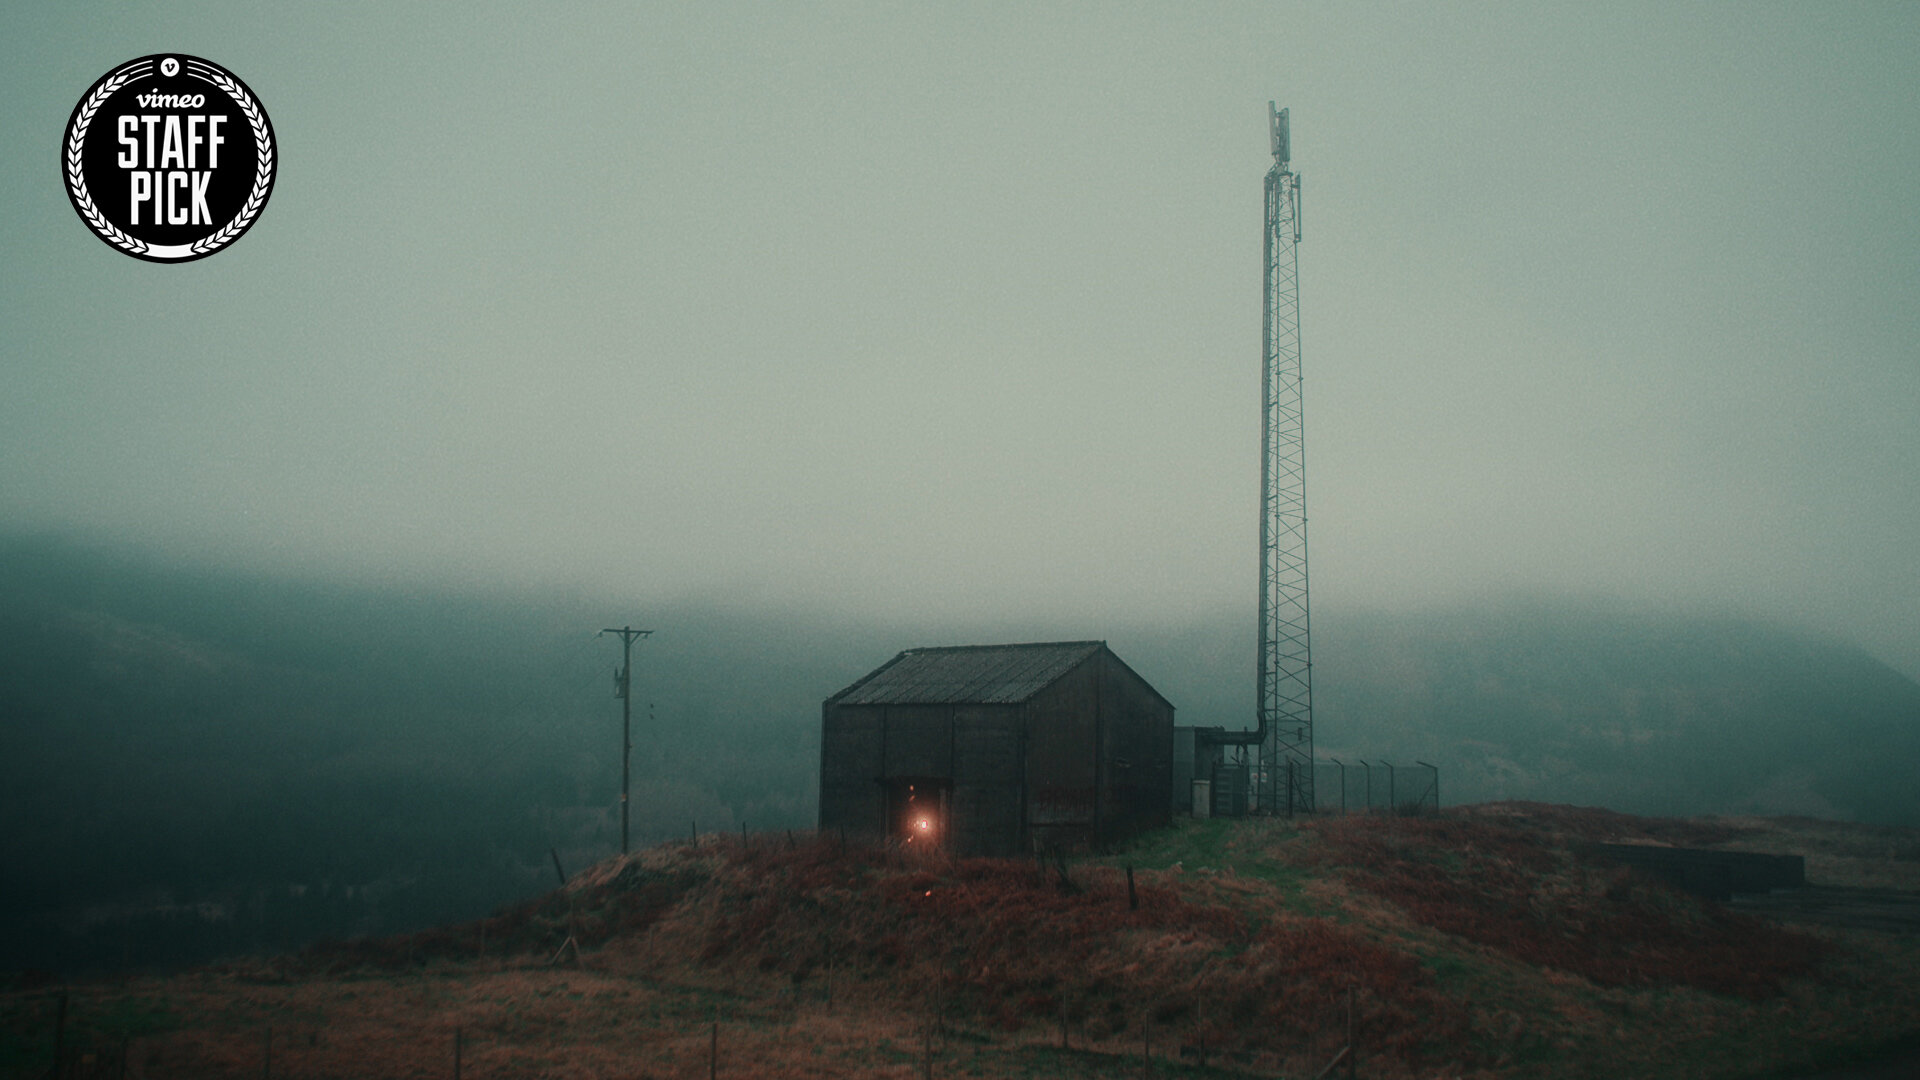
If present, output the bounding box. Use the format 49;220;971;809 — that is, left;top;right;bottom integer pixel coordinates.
818;641;1174;856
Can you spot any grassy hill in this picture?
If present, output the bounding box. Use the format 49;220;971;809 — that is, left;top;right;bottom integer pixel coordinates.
7;535;1920;982
6;806;1917;1080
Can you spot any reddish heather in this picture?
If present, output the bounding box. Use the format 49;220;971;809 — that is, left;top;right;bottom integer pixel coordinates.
680;838;1478;1069
46;813;1917;1080
268;813;1837;1077
1298;813;1828;999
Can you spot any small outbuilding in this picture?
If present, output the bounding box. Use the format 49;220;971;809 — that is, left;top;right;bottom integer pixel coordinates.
818;641;1174;856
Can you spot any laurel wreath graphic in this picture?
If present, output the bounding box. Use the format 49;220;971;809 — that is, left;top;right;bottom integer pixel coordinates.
64;59;275;259
189;66;273;255
65;65;146;255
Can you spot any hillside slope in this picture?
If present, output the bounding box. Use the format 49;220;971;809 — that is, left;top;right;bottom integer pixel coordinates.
6;807;1918;1080
8;536;1920;979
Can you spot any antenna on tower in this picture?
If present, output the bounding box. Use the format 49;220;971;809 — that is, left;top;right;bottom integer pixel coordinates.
1257;103;1313;814
1204;103;1314;818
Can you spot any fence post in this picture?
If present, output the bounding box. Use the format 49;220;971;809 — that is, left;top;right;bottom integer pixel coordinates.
454;1025;463;1080
262;1024;272;1080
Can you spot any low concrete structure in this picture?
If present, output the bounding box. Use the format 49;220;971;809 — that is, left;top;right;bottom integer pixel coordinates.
1584;843;1806;902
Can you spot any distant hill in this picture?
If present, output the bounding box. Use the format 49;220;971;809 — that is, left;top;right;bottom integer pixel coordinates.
0;536;861;974
3;534;1918;977
1125;602;1920;826
1311;604;1920;824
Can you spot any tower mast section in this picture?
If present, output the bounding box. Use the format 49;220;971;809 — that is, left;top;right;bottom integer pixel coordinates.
1258;102;1314;814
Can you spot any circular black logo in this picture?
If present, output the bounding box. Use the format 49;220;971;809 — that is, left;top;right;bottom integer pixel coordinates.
63;55;276;262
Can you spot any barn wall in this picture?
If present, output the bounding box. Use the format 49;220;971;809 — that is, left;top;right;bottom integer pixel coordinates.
1024;661;1099;846
1096;652;1174;840
820;701;1027;856
822;645;1173;856
880;704;952;778
951;704;1023;856
818;703;885;839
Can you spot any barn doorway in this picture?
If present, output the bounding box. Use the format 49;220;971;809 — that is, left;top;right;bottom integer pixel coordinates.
884;778;950;849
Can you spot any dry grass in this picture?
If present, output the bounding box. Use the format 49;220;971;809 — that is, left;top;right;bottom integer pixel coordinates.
1300;813;1829;999
5;808;1918;1080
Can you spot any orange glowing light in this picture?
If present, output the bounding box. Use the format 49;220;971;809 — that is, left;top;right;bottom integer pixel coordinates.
916;818;931;831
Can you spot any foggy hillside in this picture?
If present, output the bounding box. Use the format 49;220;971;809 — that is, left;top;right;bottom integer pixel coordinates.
3;535;1917;975
1157;603;1920;825
1317;604;1920;824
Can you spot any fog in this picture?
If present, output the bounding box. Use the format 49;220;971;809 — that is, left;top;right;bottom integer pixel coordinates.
6;5;1920;977
5;536;1918;974
3;3;1916;678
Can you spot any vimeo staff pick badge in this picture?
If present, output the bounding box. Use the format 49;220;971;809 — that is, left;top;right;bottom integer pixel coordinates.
63;55;276;262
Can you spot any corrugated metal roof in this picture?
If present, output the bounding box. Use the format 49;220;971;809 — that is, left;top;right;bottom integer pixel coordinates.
829;641;1106;706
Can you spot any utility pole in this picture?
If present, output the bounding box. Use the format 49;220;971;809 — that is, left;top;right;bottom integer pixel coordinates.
600;625;653;853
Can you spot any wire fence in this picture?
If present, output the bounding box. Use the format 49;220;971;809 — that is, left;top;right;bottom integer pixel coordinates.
1192;756;1441;818
1316;759;1439;816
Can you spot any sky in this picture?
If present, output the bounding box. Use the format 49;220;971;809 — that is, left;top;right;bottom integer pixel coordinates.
4;3;1918;677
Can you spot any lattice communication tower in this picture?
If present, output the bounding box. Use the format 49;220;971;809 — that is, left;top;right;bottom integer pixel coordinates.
1256;103;1314;814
